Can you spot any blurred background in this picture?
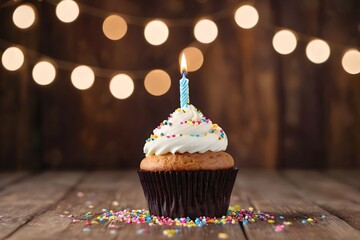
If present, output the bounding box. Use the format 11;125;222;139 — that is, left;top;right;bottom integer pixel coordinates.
0;0;359;170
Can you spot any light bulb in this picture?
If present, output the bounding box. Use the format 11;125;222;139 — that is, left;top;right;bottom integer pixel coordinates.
234;5;259;29
194;19;218;44
342;49;360;74
102;15;127;40
13;4;36;29
306;39;330;64
144;20;169;46
71;65;95;90
32;61;56;85
56;0;80;23
109;74;134;99
144;70;171;96
272;29;297;55
1;47;25;71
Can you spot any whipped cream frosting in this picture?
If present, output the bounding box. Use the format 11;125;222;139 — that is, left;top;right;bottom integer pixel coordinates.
144;104;228;156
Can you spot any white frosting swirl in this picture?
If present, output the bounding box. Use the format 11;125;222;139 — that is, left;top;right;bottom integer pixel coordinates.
144;104;227;156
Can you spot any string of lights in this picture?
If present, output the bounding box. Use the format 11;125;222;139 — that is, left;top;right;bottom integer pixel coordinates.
1;0;359;100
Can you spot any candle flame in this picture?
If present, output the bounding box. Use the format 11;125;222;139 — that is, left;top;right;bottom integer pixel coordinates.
180;53;187;73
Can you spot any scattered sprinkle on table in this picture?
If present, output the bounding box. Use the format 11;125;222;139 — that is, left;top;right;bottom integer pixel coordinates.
163;229;180;237
218;232;229;239
275;224;284;232
76;192;85;198
61;205;327;234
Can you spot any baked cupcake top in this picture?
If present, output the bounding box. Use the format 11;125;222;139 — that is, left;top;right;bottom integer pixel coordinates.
144;104;227;156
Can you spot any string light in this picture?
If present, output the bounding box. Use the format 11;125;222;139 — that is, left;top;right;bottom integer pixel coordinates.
12;4;36;29
109;74;134;99
32;61;56;85
1;47;24;71
102;15;127;41
306;39;330;64
144;70;171;96
144;20;169;46
342;49;360;74
234;5;259;29
2;0;358;103
179;47;204;72
194;19;218;44
71;65;95;90
272;29;297;55
56;0;80;23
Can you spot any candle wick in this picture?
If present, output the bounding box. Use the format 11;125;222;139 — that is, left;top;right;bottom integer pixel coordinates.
182;71;186;78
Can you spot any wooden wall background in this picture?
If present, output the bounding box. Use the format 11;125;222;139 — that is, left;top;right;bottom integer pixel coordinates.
0;0;359;170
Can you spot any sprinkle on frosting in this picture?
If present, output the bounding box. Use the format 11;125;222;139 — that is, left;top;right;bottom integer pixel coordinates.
144;104;227;156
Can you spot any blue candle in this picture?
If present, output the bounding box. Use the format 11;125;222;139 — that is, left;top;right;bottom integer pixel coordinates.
180;71;189;108
180;54;189;108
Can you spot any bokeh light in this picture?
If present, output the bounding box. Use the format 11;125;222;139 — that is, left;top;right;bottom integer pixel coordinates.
305;39;331;64
179;47;204;72
144;20;169;46
234;5;259;29
272;29;297;55
1;47;25;71
109;74;134;99
12;4;36;29
102;15;127;40
32;61;56;85
71;65;95;90
56;0;80;23
144;70;171;96
342;49;360;74
194;19;218;44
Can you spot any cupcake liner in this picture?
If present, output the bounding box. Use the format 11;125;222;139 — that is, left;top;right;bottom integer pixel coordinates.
138;168;238;219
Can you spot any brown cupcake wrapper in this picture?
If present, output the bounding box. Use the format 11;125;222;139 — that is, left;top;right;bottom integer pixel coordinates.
138;168;238;219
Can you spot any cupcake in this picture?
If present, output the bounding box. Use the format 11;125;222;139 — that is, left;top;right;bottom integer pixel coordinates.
138;104;238;219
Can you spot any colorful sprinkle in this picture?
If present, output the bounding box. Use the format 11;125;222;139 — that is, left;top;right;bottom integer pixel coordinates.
76;192;85;197
136;228;147;235
64;206;275;228
163;229;179;237
145;105;228;143
218;232;229;239
60;205;327;236
275;224;284;232
82;227;91;232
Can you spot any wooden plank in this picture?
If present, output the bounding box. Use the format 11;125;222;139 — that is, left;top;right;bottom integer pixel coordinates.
234;170;360;239
115;223;243;240
5;171;131;240
0;172;83;239
283;170;360;231
327;170;360;189
0;172;30;190
8;171;244;240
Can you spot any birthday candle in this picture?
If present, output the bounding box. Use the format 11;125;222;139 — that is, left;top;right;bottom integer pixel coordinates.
180;53;189;108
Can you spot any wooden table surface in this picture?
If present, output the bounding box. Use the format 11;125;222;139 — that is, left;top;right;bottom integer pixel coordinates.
0;170;359;240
